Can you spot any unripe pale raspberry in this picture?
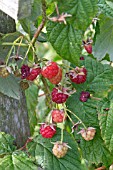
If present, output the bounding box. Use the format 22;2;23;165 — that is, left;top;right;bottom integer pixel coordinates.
52;109;66;123
68;67;87;84
40;123;56;138
52;142;68;158
41;61;59;79
51;87;69;104
78;127;96;141
49;67;62;85
0;66;10;78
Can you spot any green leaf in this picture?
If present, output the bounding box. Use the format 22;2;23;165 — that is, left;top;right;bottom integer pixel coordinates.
29;0;42;21
80;129;113;166
57;0;98;30
19;19;36;39
98;0;113;18
28;129;83;170
67;92;99;127
25;85;38;135
0;132;16;157
93;16;113;61
0;75;20;100
47;22;82;65
97;93;113;152
0;151;37;170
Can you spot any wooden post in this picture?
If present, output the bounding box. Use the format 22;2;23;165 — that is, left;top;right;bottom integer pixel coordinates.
0;11;30;147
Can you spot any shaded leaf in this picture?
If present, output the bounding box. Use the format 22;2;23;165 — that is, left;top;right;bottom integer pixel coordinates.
0;75;20;100
25;85;38;135
19;19;36;39
93;16;113;61
97;93;113;152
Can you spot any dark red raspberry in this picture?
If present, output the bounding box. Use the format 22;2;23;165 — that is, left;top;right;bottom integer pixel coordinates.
40;123;56;138
80;91;90;102
49;68;62;85
51;87;69;104
52;109;66;123
41;61;59;79
84;44;92;54
21;65;30;79
69;67;87;84
26;67;41;81
80;56;85;60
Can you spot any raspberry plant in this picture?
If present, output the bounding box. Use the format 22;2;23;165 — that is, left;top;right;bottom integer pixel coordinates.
1;0;113;169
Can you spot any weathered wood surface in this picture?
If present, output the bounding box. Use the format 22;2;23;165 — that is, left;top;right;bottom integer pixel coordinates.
0;0;32;20
0;91;30;147
0;10;16;33
0;11;30;147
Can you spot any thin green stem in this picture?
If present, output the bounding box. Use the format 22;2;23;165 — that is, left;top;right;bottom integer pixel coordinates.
2;42;28;47
5;36;23;65
66;108;87;129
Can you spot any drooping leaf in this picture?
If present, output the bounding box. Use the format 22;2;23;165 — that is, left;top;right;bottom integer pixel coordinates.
97;92;113;152
93;16;113;61
0;75;20;100
25;85;38;134
0;151;37;170
0;132;16;157
19;18;36;39
28;129;83;170
47;22;82;65
80;129;113;166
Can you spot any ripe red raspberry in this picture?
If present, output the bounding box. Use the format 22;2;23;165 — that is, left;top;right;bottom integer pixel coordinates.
41;61;59;79
26;67;41;81
40;123;56;138
80;91;90;102
84;44;92;54
52;141;68;158
21;65;30;79
78;127;96;141
68;67;87;84
52;109;66;123
80;56;85;60
49;68;62;85
51;87;69;104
